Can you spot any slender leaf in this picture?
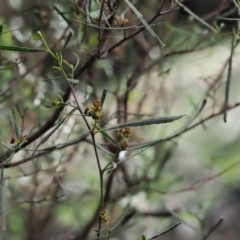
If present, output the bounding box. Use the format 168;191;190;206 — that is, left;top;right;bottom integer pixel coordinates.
100;88;107;107
61;32;72;53
105;115;184;131
224;35;235;123
148;223;181;239
0;142;11;151
53;6;72;27
0;45;47;52
120;99;207;165
124;0;165;47
165;99;207;139
173;0;217;33
0;59;23;71
94;125;118;145
31;109;76;156
73;53;80;71
85;139;115;155
32;32;41;41
112;203;131;230
28;121;41;137
218;17;240;21
84;0;92;23
0;25;3;38
12;108;20;139
56;131;90;149
142;236;147;240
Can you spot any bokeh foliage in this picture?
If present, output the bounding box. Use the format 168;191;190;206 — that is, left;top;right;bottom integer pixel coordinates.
1;1;240;240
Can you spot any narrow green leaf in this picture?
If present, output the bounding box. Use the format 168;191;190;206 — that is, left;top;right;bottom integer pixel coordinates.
100;88;107;107
166;99;207;138
33;130;91;152
53;6;72;27
0;59;23;71
218;17;240;21
142;235;147;240
84;0;92;23
148;223;181;239
174;0;217;33
0;45;47;52
63;59;73;69
56;131;90;149
0;142;11;151
61;32;72;53
32;32;41;41
56;52;63;65
94;125;119;145
127;99;207;151
112;204;130;230
28;121;41;137
105;115;184;131
0;25;3;38
12;108;19;139
73;53;80;71
31;109;76;156
124;0;165;47
224;35;235;123
85;139;115;155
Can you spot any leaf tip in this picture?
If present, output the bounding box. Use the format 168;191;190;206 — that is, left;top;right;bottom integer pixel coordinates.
203;99;207;106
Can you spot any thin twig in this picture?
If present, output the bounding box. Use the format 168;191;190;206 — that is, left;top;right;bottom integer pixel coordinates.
224;34;235;122
104;2;177;54
203;218;223;240
98;0;106;57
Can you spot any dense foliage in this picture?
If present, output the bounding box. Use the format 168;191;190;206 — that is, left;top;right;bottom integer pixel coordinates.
0;1;240;240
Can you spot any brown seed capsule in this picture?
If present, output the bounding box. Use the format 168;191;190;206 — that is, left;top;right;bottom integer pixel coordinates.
121;140;129;150
84;107;90;115
123;127;130;137
92;100;102;109
120;18;129;26
93;111;104;120
125;127;130;134
10;137;16;144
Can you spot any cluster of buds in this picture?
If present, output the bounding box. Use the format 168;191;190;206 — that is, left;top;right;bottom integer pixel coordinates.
10;135;27;145
116;127;131;150
119;17;129;26
51;98;62;107
98;209;110;224
84;100;104;120
50;95;64;107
